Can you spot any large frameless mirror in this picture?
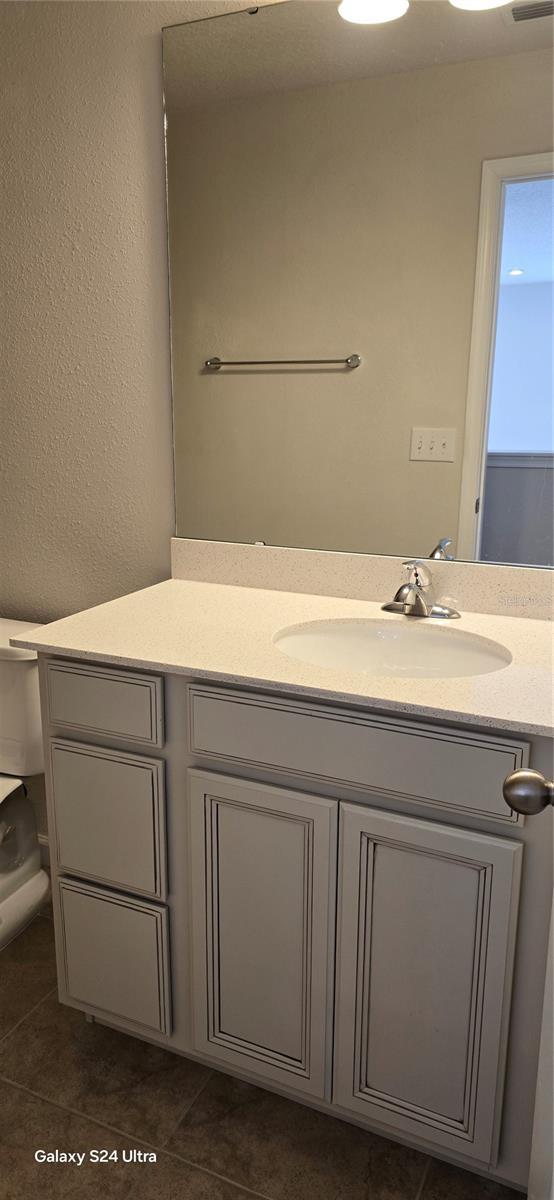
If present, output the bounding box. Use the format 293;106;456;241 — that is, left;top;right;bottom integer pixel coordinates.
163;1;553;566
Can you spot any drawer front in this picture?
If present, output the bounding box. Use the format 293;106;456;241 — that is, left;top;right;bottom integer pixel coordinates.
189;686;529;824
50;740;166;899
46;661;163;747
58;880;171;1035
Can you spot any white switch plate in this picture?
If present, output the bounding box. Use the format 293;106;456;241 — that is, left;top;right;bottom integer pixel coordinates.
410;427;456;462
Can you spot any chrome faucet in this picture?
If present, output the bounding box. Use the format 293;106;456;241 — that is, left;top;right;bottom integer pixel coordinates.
382;560;460;619
428;537;454;561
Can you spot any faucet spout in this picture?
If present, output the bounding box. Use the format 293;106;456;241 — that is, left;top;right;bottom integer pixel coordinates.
381;559;460;620
428;537;454;561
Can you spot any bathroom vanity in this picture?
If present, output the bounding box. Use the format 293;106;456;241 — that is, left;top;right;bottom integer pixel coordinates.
13;573;553;1192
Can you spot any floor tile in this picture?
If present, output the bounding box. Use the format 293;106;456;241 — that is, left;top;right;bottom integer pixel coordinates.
0;993;212;1146
0;916;57;1039
167;1072;428;1200
0;1080;132;1200
0;1080;253;1200
422;1158;522;1199
119;1154;267;1200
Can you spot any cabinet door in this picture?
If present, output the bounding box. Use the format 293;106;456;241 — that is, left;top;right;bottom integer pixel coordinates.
188;770;337;1099
334;804;522;1166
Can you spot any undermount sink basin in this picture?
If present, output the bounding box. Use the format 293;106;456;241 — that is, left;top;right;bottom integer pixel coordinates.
273;618;512;679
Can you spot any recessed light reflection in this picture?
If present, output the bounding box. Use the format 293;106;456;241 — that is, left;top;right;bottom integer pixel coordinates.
338;0;410;24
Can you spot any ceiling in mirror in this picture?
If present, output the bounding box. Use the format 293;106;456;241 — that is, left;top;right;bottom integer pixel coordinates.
163;1;553;567
163;1;552;108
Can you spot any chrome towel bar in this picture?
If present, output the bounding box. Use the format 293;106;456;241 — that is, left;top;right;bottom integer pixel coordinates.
204;354;361;371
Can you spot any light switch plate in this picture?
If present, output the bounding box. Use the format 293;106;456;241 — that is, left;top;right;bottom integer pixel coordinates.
410;427;456;462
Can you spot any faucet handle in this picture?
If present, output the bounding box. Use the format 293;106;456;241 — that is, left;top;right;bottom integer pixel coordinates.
402;559;431;589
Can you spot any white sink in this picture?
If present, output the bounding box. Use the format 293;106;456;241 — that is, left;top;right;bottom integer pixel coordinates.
273;618;512;679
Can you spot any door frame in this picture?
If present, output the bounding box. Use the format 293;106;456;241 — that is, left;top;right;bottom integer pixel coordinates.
457;151;554;561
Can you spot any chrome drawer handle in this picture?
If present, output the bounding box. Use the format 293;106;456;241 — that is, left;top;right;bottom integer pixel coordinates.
503;769;554;816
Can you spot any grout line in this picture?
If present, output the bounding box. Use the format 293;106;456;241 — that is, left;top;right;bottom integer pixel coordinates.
158;1069;214;1150
0;986;57;1047
163;1142;275;1199
0;1076;274;1200
414;1156;432;1200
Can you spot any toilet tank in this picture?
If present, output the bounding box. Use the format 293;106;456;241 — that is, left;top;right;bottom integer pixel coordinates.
0;619;44;776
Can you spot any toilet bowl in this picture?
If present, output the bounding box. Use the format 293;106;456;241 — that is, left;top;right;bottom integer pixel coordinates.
0;618;50;950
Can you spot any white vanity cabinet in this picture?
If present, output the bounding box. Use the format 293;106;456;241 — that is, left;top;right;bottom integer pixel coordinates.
38;657;550;1190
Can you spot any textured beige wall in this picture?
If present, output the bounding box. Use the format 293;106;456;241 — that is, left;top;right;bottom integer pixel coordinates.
0;0;252;624
169;48;553;559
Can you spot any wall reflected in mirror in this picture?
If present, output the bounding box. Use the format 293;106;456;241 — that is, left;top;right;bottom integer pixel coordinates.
163;1;553;566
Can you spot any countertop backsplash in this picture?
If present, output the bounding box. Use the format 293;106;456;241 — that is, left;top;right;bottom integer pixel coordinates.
171;539;554;622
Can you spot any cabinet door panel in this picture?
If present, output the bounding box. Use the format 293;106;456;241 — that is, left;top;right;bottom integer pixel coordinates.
188;770;337;1099
334;804;522;1165
216;802;306;1059
365;843;483;1121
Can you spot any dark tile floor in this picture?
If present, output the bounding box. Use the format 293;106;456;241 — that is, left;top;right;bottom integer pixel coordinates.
0;916;523;1200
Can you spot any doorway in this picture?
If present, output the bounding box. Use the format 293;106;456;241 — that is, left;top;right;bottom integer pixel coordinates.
458;154;554;564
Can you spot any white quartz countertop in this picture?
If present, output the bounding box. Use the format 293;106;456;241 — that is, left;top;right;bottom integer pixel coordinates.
11;578;554;736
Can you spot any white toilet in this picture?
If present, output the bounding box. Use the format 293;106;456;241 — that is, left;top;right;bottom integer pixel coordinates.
0;617;50;950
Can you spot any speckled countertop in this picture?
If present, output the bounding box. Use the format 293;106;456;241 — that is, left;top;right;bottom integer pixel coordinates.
11;578;554;736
